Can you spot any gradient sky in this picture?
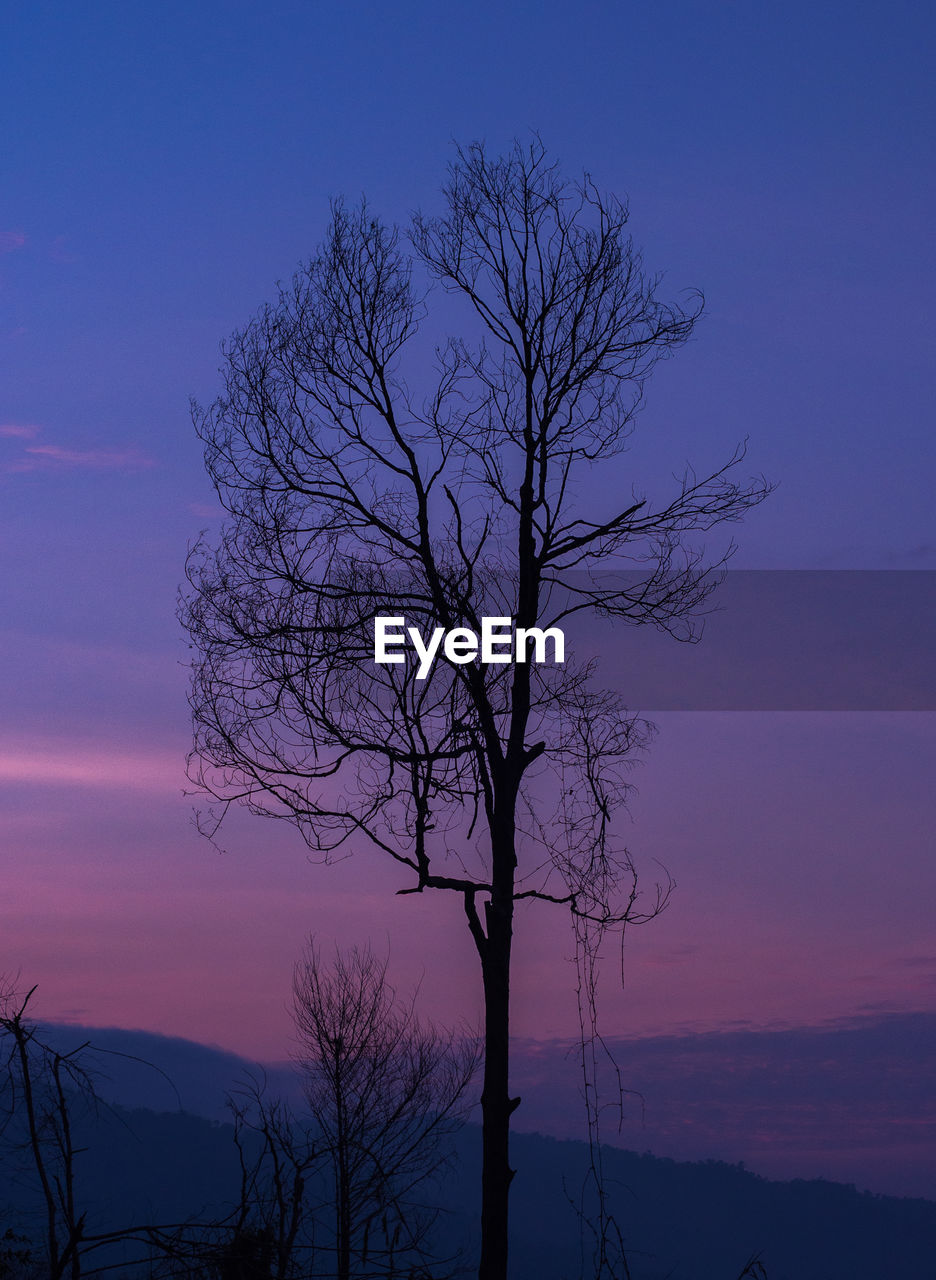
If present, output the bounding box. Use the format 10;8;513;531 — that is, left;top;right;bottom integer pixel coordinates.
2;1;934;1187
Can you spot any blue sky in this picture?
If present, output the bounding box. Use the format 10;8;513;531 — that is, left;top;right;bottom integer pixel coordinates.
1;0;934;1193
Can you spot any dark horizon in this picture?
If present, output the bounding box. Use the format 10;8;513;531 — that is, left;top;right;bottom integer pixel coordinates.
33;1007;936;1203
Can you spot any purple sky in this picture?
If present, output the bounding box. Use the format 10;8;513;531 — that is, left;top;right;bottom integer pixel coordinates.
2;1;934;1190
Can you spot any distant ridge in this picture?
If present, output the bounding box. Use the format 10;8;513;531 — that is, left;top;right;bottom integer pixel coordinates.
37;1012;936;1199
2;1093;934;1280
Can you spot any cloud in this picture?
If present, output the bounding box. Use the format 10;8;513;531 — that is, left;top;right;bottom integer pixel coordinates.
24;444;156;469
0;230;26;254
1;434;157;474
0;423;40;438
1;422;156;474
0;741;185;794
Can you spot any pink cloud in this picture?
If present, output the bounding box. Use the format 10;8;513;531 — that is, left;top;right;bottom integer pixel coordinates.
1;427;156;475
0;230;26;254
0;741;185;794
13;443;156;472
0;423;40;438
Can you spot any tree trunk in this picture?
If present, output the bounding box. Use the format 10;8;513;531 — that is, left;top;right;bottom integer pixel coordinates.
478;894;515;1280
335;1065;351;1280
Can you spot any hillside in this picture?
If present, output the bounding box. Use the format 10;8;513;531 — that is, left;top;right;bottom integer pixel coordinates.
2;1099;934;1279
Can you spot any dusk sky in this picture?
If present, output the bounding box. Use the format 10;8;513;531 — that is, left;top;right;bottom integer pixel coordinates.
2;1;934;1195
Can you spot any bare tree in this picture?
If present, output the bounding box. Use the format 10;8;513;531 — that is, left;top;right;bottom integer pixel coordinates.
182;137;771;1280
153;1080;317;1280
0;983;97;1280
0;983;182;1280
0;982;223;1280
224;1083;316;1280
293;943;474;1279
157;945;473;1280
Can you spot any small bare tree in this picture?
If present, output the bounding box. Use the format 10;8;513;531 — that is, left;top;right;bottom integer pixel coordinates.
159;945;473;1280
0;983;97;1280
0;982;189;1280
182;137;770;1280
154;1081;318;1280
293;944;474;1280
225;1084;316;1280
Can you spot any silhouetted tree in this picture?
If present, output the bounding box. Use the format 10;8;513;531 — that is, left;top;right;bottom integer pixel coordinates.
0;984;97;1280
150;1083;317;1280
292;943;474;1280
0;981;259;1280
159;945;473;1280
0;982;195;1280
182;137;770;1280
221;1086;316;1280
